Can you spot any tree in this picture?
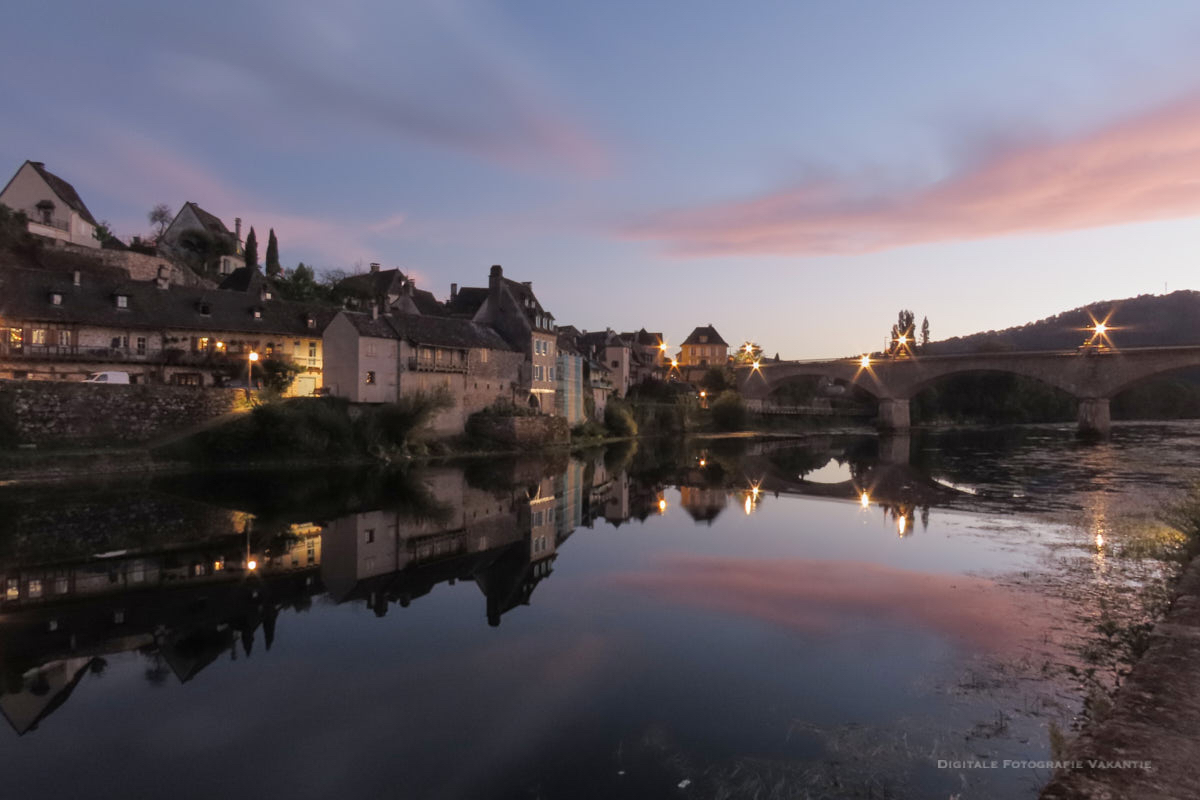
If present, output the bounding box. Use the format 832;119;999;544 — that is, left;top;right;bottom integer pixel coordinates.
175;228;233;275
920;316;930;348
148;204;172;239
244;227;258;270
732;341;763;365
276;262;323;302
265;228;281;276
890;309;916;355
93;220;120;248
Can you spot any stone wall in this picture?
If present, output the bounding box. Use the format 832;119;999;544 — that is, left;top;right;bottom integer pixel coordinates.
52;242;215;288
466;413;569;448
0;381;247;447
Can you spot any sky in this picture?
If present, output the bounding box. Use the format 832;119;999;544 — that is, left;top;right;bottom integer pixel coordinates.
5;0;1200;358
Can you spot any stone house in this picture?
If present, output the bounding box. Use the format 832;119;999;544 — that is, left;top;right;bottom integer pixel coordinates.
0;264;329;392
447;265;559;413
679;324;729;368
577;329;633;397
332;264;443;315
554;331;586;424
1;161;100;249
159;202;244;276
621;328;670;384
322;308;523;435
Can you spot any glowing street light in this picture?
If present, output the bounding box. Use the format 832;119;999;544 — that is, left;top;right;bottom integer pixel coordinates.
1094;323;1108;335
247;350;259;390
247;559;258;571
859;355;871;369
751;360;761;371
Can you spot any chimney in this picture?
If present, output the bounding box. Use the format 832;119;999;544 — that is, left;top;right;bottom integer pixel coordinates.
72;269;81;287
234;218;242;246
450;282;458;300
155;264;170;290
370;262;380;273
487;265;503;318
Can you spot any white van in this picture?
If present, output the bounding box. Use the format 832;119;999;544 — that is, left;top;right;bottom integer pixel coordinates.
83;371;131;384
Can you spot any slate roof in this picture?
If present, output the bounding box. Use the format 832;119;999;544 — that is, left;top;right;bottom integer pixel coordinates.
10;161;99;226
0;266;335;336
180;202;234;239
446;287;489;317
387;312;515;351
218;266;267;293
336;268;404;298
342;313;399;339
681;325;728;347
621;329;663;347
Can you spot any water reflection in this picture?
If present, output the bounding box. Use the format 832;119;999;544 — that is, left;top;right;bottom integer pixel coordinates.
0;424;1196;800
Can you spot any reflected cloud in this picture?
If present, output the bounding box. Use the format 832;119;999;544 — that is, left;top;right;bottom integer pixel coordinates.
613;555;1054;651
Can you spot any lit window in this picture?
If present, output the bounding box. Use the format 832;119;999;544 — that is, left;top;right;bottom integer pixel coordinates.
116;295;128;309
307;317;316;329
50;293;62;305
253;308;262;320
6;578;19;600
28;579;42;598
31;329;46;345
365;371;376;385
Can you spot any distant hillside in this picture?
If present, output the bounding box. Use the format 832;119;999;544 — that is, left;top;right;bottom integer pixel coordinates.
925;291;1200;354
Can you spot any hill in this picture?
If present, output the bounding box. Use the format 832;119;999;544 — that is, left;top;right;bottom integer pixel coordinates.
925;291;1200;354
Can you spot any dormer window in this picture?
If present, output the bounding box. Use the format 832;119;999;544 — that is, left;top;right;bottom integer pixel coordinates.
260;287;272;301
306;316;316;329
50;292;62;306
197;301;212;316
252;308;263;320
699;335;708;343
115;294;129;309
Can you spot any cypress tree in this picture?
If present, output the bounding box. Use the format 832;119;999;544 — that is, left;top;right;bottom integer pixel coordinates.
244;227;258;271
265;228;281;276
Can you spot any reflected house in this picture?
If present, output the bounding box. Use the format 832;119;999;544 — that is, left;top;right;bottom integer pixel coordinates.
0;523;325;734
679;486;728;526
320;467;561;626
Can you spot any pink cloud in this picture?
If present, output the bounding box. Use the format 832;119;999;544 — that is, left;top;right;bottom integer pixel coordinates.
63;127;402;267
611;555;1059;652
627;94;1200;256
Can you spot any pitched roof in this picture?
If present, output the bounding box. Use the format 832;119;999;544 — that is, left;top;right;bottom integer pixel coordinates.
446;286;488;317
341;312;398;339
621;329;663;347
180;202;233;239
335;268;404;299
682;325;728;347
218;266;267;293
410;287;446;316
387;312;515;351
0;266;335;337
20;161;98;226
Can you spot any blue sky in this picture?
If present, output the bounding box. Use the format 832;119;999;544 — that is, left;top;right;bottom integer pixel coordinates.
5;1;1200;357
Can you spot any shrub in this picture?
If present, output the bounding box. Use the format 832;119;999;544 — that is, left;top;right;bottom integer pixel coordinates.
711;391;747;431
604;400;638;437
571;419;606;440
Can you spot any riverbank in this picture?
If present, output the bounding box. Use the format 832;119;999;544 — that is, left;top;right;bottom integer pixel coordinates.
1040;551;1200;800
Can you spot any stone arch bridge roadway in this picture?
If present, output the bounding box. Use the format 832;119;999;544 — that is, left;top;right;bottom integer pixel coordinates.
736;346;1200;435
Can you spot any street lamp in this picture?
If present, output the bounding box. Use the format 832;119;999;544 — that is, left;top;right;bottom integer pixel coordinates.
247;350;259;389
859;355;871;369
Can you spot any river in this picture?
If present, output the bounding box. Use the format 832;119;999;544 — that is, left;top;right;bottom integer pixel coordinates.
1;422;1196;799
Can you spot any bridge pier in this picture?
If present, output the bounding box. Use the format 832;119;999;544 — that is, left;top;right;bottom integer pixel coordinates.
1078;398;1111;437
877;398;910;431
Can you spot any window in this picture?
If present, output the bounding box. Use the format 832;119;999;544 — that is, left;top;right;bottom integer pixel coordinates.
198;302;212;316
50;293;62;305
533;365;543;381
28;579;42;599
113;610;125;624
265;342;274;356
364;529;375;544
481;349;489;363
136;336;146;354
253;308;262;320
366;343;377;357
115;295;129;309
196;337;209;352
31;329;46;346
365;371;376;385
55;576;68;594
6;578;18;600
549;367;555;381
57;330;70;347
611;360;619;368
307;317;317;329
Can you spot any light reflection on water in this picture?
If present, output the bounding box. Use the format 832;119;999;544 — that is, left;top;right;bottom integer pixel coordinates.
0;422;1197;799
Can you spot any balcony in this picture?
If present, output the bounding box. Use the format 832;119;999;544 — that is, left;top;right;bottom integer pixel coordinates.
19;209;70;232
1;345;161;363
408;357;468;374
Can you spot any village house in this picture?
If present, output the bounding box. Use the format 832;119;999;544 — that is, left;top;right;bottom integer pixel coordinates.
576;329;633;397
621;328;670;383
158;202;245;276
332;264;443;315
322;306;523;435
554;330;586;424
447;265;559;413
678;324;729;368
0;264;329;392
1;161;100;249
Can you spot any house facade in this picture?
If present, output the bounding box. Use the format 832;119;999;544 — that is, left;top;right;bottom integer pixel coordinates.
679;324;729;368
322;308;524;435
159;202;244;276
1;161;100;249
0;265;327;392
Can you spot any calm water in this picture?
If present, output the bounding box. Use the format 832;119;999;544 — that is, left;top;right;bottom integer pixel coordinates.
1;423;1197;799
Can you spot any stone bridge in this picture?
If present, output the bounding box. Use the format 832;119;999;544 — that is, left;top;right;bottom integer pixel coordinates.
736;346;1200;435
